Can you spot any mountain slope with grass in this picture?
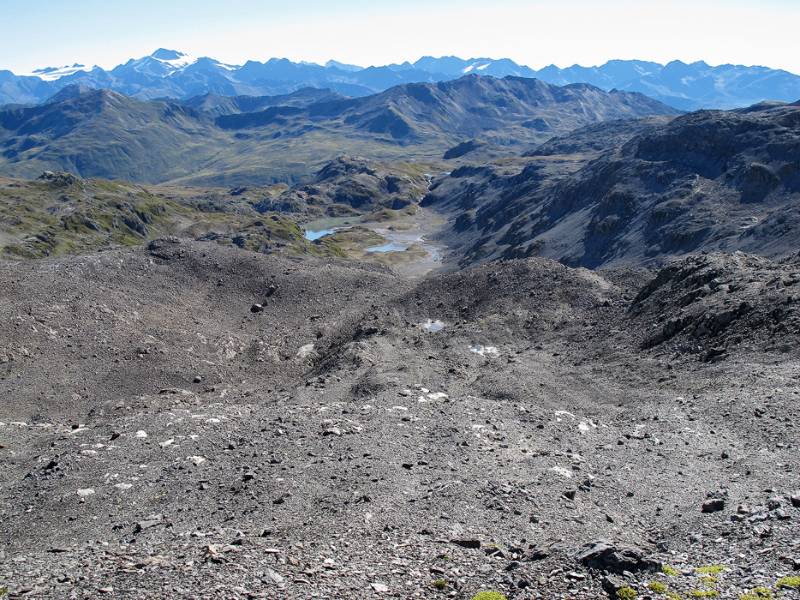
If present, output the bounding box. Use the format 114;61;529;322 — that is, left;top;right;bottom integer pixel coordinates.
0;77;678;185
0;171;322;259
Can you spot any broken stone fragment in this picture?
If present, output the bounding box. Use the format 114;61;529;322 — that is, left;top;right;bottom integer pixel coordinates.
702;498;725;513
133;514;164;533
451;539;481;549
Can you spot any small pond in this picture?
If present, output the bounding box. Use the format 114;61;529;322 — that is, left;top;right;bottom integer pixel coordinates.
304;229;336;241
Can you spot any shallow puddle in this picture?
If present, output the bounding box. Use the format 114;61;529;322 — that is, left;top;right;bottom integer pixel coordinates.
366;241;408;253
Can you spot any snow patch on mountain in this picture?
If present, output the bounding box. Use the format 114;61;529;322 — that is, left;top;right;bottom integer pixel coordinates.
213;62;239;72
23;64;93;81
152;50;196;70
462;62;492;74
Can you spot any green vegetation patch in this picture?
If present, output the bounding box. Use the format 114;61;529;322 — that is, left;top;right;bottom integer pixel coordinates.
0;176;357;261
617;587;638;600
689;591;719;598
471;592;508;600
776;576;800;589
367;205;418;222
662;565;681;577
649;581;669;593
695;565;725;576
432;579;448;590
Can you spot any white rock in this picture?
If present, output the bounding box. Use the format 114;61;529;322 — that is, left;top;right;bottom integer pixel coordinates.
266;568;284;584
135;430;148;439
159;438;174;448
77;488;95;497
419;391;449;403
470;344;499;357
420;319;445;333
297;343;315;358
114;483;133;491
550;466;573;478
187;456;207;466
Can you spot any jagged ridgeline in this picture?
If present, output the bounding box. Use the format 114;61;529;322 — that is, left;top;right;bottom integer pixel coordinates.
3;50;800;109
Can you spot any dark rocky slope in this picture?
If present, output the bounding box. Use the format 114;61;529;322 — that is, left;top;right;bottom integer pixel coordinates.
427;102;800;270
629;252;800;361
1;240;798;598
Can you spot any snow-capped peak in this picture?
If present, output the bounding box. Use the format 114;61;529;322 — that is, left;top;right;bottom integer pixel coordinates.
150;49;196;70
151;48;184;61
22;63;93;81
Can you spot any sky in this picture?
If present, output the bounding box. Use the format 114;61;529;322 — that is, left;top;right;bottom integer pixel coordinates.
1;0;798;74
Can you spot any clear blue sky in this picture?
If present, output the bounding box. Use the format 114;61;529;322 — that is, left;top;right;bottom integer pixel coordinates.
1;0;798;74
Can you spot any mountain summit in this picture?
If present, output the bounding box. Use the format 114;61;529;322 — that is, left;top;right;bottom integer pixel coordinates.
150;48;186;61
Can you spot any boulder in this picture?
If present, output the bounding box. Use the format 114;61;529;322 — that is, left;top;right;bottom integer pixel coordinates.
575;540;659;573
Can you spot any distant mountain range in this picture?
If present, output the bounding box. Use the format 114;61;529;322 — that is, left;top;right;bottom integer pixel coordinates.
0;76;677;185
2;49;800;110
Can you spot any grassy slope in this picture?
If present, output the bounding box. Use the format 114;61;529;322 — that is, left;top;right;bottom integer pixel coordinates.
163;130;451;187
0;93;227;183
0;176;325;259
0;174;437;264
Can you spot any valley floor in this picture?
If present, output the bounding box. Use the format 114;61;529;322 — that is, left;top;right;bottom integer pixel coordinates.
302;206;450;278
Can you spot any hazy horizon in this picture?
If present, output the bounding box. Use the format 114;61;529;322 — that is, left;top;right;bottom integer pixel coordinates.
2;0;799;75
